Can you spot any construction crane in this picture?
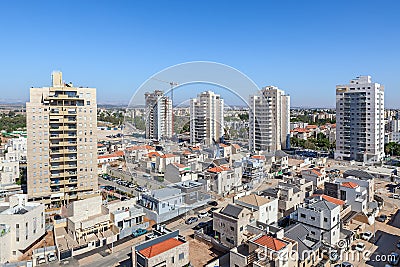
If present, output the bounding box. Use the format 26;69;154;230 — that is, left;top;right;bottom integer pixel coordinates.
150;77;179;106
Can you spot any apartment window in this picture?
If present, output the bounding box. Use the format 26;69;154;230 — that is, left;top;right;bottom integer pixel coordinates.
230;226;234;231
171;256;174;263
324;217;328;222
16;223;19;242
311;231;315;235
311;216;316;220
179;253;184;260
300;213;306;218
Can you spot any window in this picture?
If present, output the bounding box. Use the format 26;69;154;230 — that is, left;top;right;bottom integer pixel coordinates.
300;213;306;218
324;217;328;222
179;253;184;260
311;216;315;221
230;226;234;231
171;256;174;263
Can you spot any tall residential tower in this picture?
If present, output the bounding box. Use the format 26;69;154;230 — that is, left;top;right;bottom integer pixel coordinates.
249;86;290;152
335;76;384;162
190;91;224;145
144;90;173;140
26;72;98;207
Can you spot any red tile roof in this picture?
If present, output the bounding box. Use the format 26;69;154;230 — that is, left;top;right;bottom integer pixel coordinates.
98;151;124;159
208;166;230;173
341;181;359;189
306;124;318;129
139;238;183;258
232;144;241;149
219;143;229;148
160;153;178;158
147;151;161;158
293;127;309;133
253;235;286;251
251;155;266;160
311;168;323;177
313;194;345;206
173;163;187;169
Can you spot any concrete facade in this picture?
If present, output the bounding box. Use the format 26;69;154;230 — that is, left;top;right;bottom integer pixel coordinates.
335;76;385;163
26;71;98;206
190;91;224;145
144;90;173;140
0;194;45;263
249;86;290;152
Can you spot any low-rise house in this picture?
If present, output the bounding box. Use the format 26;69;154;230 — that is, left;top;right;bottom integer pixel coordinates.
97;151;124;164
262;178;313;218
97;143;108;155
241;157;265;185
284;223;322;267
56;196;147;259
301;167;327;188
199;165;242;195
0;159;20;190
234;194;278;225
64;196;115;243
291;198;341;246
213;204;254;248
230;233;296;267
132;230;189;267
324;180;368;213
155;154;180;174
5;137;27;162
139;185;209;223
0;194;45;263
106;199;149;239
164;162;197;183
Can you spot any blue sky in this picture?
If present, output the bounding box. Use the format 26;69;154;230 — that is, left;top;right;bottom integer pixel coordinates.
0;0;399;107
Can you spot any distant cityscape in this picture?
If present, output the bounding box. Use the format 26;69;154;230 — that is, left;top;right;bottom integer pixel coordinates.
0;69;399;267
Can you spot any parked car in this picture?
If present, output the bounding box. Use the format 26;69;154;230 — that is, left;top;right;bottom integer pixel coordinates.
355;242;366;252
185;217;198;224
207;201;218;207
136;186;147;192
129;183;136;188
198;211;210;218
37;255;46;264
361;231;373;241
377;214;388;222
388;252;400;265
47;252;57;262
132;228;147;237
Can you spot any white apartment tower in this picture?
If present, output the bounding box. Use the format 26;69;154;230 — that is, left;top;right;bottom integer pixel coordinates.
190;91;224;145
249;86;290;152
335;76;385;163
145;90;173;140
26;72;98;207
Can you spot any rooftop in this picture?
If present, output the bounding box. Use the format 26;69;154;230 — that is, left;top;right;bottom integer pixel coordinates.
341;181;359;189
236;194;272;207
220;204;244;219
139;238;183;258
252;235;286;251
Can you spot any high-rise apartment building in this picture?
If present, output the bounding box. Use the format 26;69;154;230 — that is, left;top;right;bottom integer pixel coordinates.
190;91;224;145
249;86;290;152
145;90;173;140
335;76;385;162
26;72;98;207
